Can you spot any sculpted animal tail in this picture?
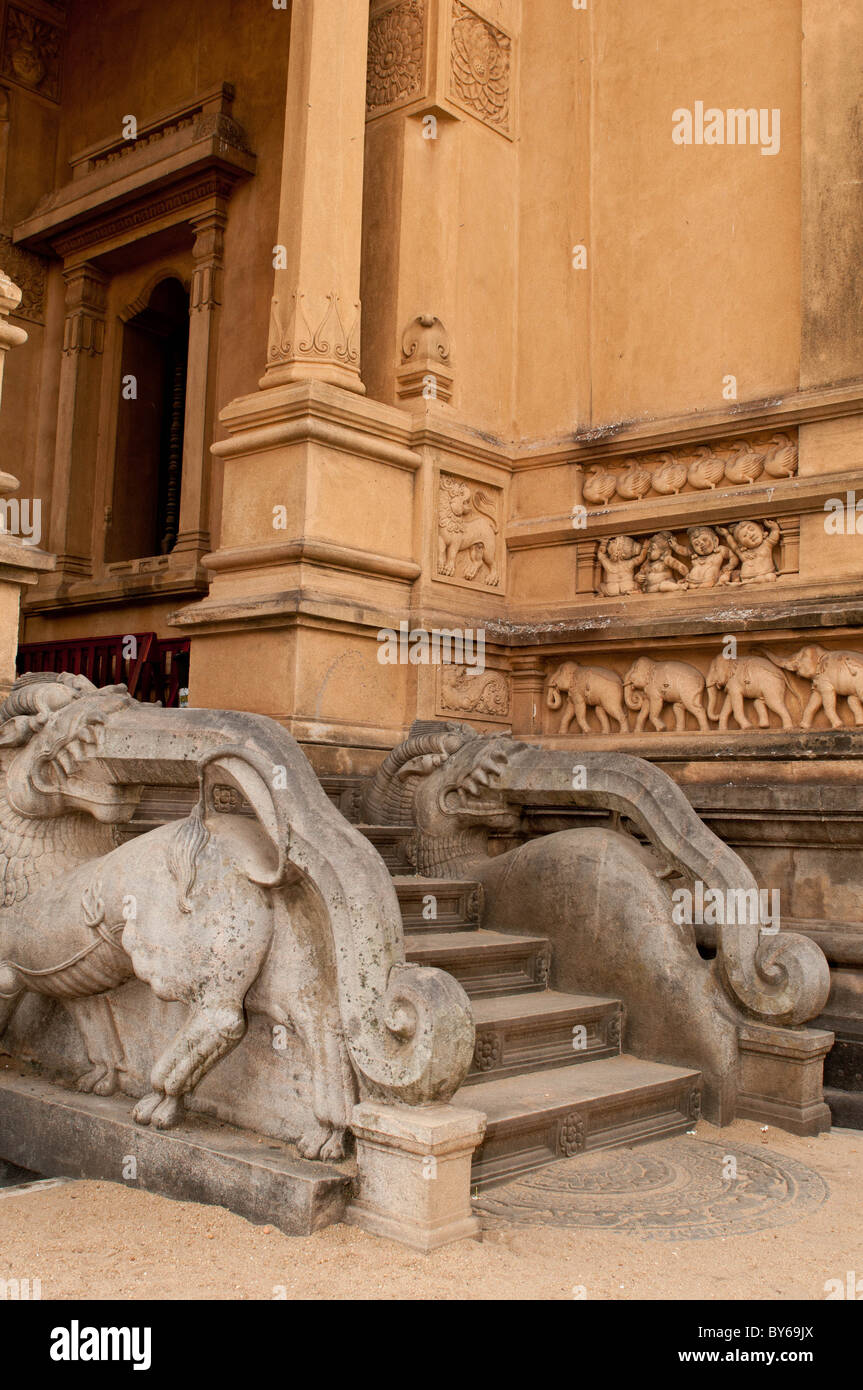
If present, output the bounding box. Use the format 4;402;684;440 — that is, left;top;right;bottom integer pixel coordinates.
472;490;498;530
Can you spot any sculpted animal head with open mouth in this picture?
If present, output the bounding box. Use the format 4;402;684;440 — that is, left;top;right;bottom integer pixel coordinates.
0;674;140;822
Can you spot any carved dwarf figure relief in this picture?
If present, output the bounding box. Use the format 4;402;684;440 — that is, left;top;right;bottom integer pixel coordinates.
596;518;785;597
682;525;739;589
597;535;648;596
437;474;500;586
636;531;690;593
720;519;780;585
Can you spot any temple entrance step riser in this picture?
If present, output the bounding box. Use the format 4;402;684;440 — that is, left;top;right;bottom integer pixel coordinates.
394;878;482;932
405;930;550;997
466;992;622;1082
462;1058;700;1189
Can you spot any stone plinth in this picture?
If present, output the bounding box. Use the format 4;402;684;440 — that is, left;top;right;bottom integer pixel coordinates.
347;1100;486;1251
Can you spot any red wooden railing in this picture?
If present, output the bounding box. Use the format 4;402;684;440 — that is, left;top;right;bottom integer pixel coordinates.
16;633;190;708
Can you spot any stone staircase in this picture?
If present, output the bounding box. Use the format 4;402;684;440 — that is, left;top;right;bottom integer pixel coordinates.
362;824;702;1189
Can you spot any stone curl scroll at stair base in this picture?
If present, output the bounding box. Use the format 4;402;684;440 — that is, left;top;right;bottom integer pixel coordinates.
0;677;482;1247
361;725;833;1133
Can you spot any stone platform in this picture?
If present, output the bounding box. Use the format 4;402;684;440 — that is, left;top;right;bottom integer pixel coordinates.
0;1065;352;1236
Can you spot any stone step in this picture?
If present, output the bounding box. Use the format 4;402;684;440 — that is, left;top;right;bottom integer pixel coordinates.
358;825;414;872
405;930;549;997
462;1055;701;1189
466;990;622;1082
394;877;482;931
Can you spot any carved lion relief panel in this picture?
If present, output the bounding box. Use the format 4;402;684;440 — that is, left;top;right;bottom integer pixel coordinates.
436;470;503;589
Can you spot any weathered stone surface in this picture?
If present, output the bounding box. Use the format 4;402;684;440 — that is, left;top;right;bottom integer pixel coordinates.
362;724;831;1128
0;1065;350;1235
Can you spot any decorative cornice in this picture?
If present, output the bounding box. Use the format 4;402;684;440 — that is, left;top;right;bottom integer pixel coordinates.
202;539;421;583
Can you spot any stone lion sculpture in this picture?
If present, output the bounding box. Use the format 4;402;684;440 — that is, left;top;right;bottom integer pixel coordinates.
362;723;830;1125
0;675;473;1157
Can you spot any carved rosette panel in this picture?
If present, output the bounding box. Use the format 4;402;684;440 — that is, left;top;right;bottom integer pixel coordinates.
449;1;511;134
366;0;426;117
436;470;502;589
473;1029;502;1072
0;235;47;324
1;3;63;101
438;664;510;721
557;1112;586;1157
581;432;798;509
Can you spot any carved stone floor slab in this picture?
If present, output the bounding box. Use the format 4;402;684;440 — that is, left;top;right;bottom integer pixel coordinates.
474;1136;829;1240
0;1067;352;1236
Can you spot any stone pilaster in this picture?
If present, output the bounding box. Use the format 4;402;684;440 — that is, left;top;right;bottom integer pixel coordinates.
51;262;108;577
262;0;369;393
173;206;227;558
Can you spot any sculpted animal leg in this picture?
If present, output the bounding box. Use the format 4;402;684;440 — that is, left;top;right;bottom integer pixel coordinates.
800;689;821;729
718;694;732;732
817;682;842;729
0;963;23;1035
67;996;128;1096
686;696;710;733
752;697;770;728
594;704;610;735
671;701;686;733
463;544;483;581
764;694;794;730
441;540;456;576
847;694;863;726
292;1003;356;1161
649;696;665;733
134;999;246;1130
559;701;574;735
634;702;649;734
573;696;591;736
730;690;751;729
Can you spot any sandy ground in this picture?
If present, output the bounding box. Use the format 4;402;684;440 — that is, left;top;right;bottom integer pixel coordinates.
1;1118;861;1301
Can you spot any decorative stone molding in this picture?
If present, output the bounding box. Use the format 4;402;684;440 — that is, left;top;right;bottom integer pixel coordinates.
436;470;501;587
0;235;46;324
595;518;795;596
14;85;253;260
438;663;510;719
1;3;63;102
366;0;426;116
267;290;361;374
544;643;863;736
396;313;454;404
449;1;512;134
582;431;798;509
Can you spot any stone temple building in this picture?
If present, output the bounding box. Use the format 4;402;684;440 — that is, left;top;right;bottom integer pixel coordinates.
0;0;861;1238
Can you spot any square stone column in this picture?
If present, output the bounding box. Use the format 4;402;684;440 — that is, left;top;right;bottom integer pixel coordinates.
0;270;55;691
262;0;370;394
346;1099;486;1251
